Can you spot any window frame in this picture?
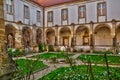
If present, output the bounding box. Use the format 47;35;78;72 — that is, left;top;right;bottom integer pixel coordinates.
61;8;68;21
97;2;106;16
36;10;41;22
24;5;30;19
47;11;53;22
78;5;86;18
6;0;14;14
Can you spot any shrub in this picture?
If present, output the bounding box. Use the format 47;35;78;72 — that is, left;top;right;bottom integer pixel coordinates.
48;45;54;51
38;43;44;52
7;48;13;57
78;48;83;52
93;51;112;54
8;48;24;57
85;49;90;53
50;56;58;63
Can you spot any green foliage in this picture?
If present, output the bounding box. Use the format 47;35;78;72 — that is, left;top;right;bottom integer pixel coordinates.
78;54;120;64
50;56;58;63
38;43;44;52
7;48;24;57
14;59;47;76
48;45;54;51
39;65;120;80
31;52;74;59
93;51;112;54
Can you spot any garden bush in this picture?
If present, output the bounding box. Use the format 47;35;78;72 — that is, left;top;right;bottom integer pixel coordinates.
38;43;44;52
48;45;54;51
8;48;24;57
50;56;58;63
93;51;112;54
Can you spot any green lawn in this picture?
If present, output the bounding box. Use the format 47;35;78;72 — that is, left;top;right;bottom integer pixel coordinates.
31;52;74;59
39;65;120;80
92;51;113;54
15;59;47;76
77;54;120;65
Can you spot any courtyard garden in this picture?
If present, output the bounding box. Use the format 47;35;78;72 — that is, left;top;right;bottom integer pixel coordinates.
10;50;120;80
39;65;120;80
30;52;74;59
77;54;120;65
13;59;48;79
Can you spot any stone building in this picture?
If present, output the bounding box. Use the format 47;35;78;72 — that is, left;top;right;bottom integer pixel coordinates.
2;0;120;52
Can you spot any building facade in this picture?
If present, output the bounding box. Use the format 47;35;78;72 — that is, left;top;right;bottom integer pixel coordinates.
4;0;44;51
3;0;120;52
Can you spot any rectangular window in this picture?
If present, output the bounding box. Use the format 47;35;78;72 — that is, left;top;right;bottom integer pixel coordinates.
97;2;106;16
47;11;53;22
24;5;29;19
61;9;68;20
6;0;13;14
37;10;41;22
78;6;86;18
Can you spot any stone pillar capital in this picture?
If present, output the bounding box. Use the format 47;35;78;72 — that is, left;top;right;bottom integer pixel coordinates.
112;19;116;24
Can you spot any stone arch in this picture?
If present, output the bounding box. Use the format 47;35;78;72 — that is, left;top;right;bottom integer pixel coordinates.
94;24;112;33
22;27;33;47
46;28;55;45
59;27;71;46
5;24;17;48
116;24;120;44
36;28;42;44
76;26;89;46
94;24;112;46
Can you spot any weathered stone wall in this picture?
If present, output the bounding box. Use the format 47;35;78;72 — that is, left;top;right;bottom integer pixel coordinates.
0;0;16;79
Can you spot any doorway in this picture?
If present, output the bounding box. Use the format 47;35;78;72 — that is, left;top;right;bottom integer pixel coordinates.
63;37;69;46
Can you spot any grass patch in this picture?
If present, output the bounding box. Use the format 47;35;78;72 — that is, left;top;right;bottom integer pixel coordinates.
15;59;47;76
77;54;120;65
39;65;120;80
93;51;112;54
31;52;74;59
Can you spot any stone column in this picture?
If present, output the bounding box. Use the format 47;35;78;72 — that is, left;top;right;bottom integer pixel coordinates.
54;25;59;46
112;19;117;54
0;0;16;79
44;28;47;45
71;23;75;48
32;25;37;46
89;21;94;53
112;19;116;46
16;21;23;50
